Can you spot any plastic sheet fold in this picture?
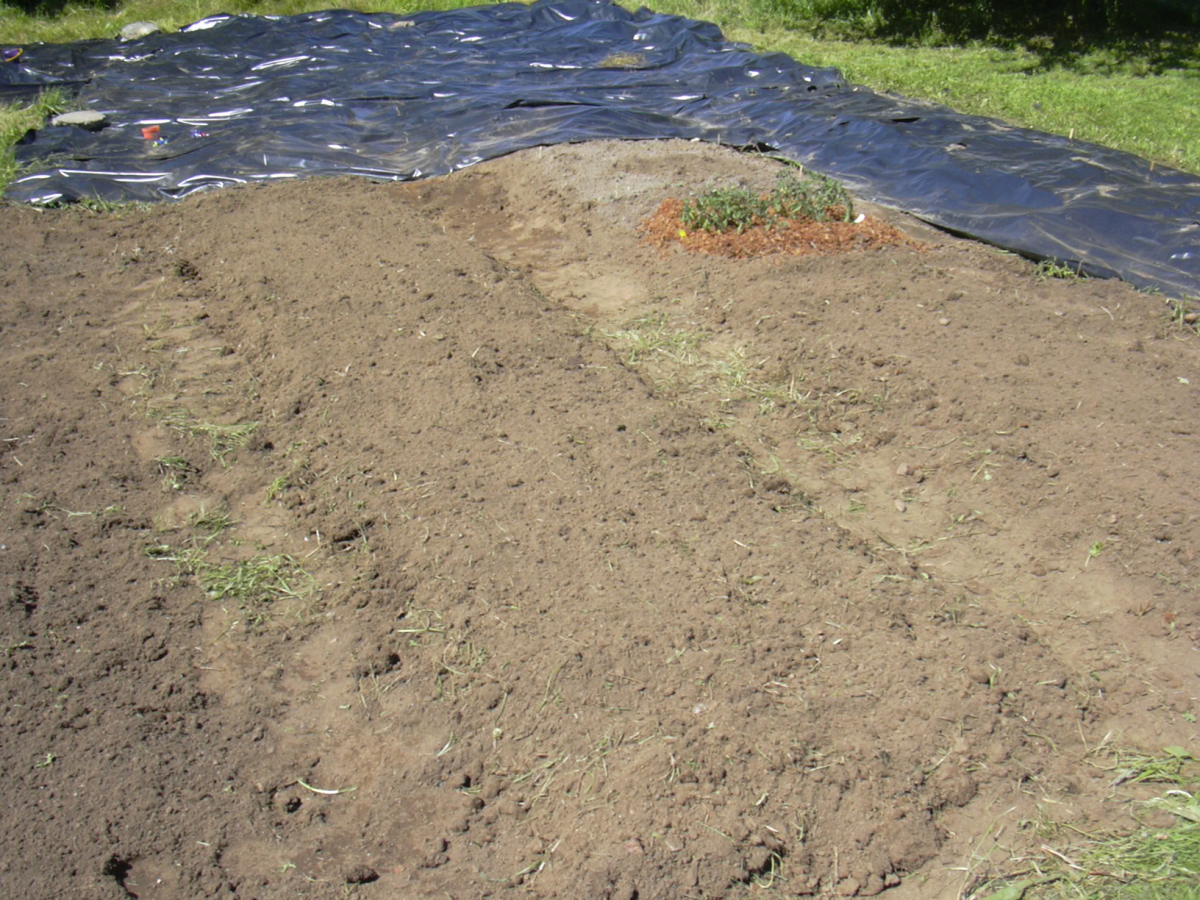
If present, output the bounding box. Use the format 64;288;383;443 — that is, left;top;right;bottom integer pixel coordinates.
4;0;1199;298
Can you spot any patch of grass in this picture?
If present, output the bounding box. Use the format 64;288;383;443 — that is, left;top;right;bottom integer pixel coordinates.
1102;746;1196;788
146;543;316;615
64;194;153;214
972;747;1200;900
601;314;810;420
709;346;808;416
601;312;706;368
0;0;488;45
155;455;198;491
597;51;647;68
189;503;236;543
1085;790;1200;884
976;796;1200;900
150;407;258;464
0;86;69;188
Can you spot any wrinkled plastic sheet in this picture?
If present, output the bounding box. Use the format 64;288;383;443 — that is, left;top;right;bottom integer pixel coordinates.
4;0;1199;299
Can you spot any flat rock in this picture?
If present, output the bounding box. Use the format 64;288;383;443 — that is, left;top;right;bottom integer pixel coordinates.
51;110;107;131
120;21;160;41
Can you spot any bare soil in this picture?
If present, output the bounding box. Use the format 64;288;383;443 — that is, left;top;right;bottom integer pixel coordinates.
1;139;1197;900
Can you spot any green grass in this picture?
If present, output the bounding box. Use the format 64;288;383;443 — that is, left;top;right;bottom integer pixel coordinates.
721;30;1200;175
149;407;258;464
154;454;198;491
971;747;1200;900
601;312;705;368
640;1;1200;174
0;0;478;44
0;87;69;188
188;503;236;543
146;543;316;615
600;309;811;426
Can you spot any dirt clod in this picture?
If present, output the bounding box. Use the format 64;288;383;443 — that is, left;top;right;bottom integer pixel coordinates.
342;865;378;885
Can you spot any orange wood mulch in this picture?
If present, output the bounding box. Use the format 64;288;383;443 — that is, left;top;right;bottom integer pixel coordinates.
640;197;926;259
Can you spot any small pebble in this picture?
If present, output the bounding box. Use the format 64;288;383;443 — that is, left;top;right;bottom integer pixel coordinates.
938;317;951;326
893;499;907;512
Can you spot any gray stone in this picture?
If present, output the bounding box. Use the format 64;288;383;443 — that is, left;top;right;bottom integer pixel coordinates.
120;21;160;41
51;110;107;131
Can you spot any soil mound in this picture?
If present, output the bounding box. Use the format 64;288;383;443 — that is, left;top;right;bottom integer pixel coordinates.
1;140;1196;899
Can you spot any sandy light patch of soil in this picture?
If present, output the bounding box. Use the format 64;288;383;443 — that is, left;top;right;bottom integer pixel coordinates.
1;139;1197;900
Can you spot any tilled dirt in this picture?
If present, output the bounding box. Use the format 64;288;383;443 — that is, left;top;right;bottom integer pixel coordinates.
1;139;1197;900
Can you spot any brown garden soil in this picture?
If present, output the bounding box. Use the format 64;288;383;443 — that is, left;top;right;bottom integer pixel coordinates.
1;139;1198;900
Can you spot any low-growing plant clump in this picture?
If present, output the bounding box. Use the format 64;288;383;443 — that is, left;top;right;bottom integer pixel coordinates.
680;170;854;233
642;169;922;258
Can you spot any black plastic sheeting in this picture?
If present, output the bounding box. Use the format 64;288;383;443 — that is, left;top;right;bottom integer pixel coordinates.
4;0;1200;299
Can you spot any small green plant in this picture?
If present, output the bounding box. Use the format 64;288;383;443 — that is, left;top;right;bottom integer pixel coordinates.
680;170;854;234
681;184;764;234
770;169;854;222
265;475;290;502
1167;299;1200;334
1035;259;1088;282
